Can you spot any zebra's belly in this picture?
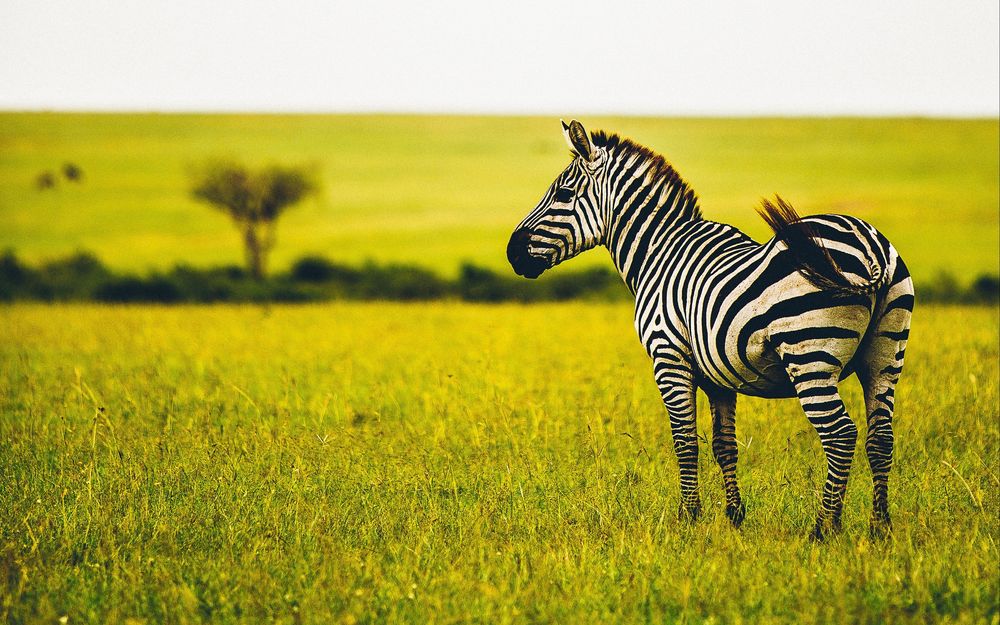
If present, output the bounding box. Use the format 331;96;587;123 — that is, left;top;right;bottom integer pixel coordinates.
691;295;870;399
721;359;797;399
694;330;798;399
698;348;856;399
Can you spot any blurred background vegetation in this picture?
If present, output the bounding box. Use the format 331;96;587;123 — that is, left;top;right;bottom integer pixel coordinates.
0;113;997;302
1;250;997;304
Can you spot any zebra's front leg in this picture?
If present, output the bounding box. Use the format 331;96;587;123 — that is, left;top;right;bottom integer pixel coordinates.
653;358;701;520
706;387;745;527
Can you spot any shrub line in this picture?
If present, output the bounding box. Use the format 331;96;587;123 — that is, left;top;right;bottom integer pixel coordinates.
0;250;996;305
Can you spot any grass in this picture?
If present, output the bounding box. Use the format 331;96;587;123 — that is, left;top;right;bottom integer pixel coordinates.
0;114;997;280
1;302;997;624
1;112;997;623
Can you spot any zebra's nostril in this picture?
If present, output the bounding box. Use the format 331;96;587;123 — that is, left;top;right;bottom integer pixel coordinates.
507;229;547;279
507;230;528;262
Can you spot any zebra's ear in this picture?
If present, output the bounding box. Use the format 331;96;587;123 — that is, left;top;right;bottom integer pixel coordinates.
561;119;596;162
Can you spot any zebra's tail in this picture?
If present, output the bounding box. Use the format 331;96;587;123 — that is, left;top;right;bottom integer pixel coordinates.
756;196;883;295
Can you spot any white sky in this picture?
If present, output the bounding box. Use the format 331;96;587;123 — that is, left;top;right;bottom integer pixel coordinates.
1;0;998;116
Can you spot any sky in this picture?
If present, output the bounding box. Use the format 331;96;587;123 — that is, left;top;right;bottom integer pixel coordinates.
1;0;998;116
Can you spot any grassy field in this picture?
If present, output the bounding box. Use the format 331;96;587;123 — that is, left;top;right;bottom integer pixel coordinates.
0;114;997;280
2;302;997;624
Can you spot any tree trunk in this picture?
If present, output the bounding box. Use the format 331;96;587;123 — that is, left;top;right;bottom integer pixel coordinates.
243;225;266;280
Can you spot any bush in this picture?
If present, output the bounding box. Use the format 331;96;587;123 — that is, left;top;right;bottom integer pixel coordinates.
290;256;362;285
0;250;996;305
357;262;450;300
95;275;181;303
458;263;526;302
63;162;84;182
969;275;1000;304
35;171;56;190
33;252;112;300
166;265;244;302
916;272;1000;304
545;266;625;300
0;249;37;301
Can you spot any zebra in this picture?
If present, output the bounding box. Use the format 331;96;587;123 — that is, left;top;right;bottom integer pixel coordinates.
507;120;914;539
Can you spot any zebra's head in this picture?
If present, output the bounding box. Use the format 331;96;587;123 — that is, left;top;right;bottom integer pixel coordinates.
507;119;608;279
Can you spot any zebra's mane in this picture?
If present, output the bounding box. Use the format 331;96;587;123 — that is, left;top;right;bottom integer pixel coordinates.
590;130;702;221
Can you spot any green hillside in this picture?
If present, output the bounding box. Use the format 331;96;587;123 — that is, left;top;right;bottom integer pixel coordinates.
0;114;996;279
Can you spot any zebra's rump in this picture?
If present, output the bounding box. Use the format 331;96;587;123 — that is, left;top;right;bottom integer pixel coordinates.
797;214;892;294
758;201;890;295
688;214;899;395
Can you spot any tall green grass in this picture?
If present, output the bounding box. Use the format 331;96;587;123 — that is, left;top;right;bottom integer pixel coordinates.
2;303;997;623
1;114;997;280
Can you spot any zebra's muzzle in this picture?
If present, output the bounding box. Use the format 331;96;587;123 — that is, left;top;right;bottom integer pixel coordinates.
507;229;549;279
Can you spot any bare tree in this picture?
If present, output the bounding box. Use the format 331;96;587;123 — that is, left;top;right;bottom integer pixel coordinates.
190;161;316;280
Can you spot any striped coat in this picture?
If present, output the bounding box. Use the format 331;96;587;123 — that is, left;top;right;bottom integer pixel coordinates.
507;120;913;538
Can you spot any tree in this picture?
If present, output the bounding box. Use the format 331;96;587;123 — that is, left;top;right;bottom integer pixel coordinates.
62;162;84;182
35;170;56;190
190;161;316;280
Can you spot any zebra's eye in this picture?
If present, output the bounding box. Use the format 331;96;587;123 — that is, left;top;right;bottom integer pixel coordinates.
554;187;575;203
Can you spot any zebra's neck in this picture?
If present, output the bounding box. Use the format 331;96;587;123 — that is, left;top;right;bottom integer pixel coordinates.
601;150;702;293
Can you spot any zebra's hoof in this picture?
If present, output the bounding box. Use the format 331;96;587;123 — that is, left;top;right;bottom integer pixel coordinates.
809;525;826;542
869;516;892;540
809;518;842;542
725;502;746;528
678;502;702;522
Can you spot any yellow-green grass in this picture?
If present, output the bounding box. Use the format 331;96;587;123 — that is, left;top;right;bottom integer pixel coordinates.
2;302;997;624
0;114;997;280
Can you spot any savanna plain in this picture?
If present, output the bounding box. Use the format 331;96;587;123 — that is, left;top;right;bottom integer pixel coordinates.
1;114;998;624
2;304;998;624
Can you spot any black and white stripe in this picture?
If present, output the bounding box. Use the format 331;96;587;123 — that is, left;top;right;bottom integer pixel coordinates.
508;120;914;538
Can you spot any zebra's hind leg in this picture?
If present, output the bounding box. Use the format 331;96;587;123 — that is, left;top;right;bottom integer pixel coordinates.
858;369;900;539
782;353;858;540
707;387;745;527
858;278;913;538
